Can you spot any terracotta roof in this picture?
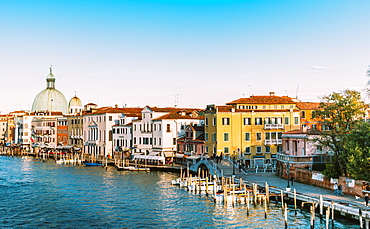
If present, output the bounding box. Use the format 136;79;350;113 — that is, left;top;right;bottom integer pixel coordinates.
91;107;143;115
296;102;321;110
226;95;296;105
154;111;200;120
148;106;201;112
215;105;299;112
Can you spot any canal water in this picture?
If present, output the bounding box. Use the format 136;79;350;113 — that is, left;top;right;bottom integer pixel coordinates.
0;156;358;228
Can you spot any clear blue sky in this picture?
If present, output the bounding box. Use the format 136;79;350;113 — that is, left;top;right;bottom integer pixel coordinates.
1;0;370;113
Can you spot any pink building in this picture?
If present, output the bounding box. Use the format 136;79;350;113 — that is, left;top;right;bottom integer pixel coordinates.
176;125;205;164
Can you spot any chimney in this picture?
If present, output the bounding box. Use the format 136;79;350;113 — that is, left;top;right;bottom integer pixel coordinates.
115;104;118;108
269;92;275;96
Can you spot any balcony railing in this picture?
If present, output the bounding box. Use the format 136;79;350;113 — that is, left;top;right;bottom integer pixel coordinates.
264;124;284;129
264;139;282;145
86;140;98;145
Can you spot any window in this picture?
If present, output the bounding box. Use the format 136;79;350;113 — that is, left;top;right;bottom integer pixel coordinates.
277;146;282;152
301;111;306;119
311;111;316;119
243;118;251;125
239;105;245;109
312;124;317;129
205;118;208;126
256;146;262;154
109;116;112;121
222;117;230;125
255;118;262;125
212;117;216;126
294;117;299;125
159;138;162;145
224;133;229;142
245;132;250;141
265;146;270;153
256;132;262;141
212;133;216;142
284;117;289;124
173;138;176;145
166;124;171;132
205;132;208;141
245;147;251;154
224;147;229;154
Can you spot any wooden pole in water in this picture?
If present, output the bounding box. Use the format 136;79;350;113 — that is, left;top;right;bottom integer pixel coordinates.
360;209;363;229
310;205;315;229
253;184;257;205
264;195;267;219
325;207;330;229
232;178;236;206
247;191;250;216
265;182;270;203
281;190;284;211
365;218;369;229
205;177;209;196
284;203;288;229
244;184;247;205
319;195;323;219
180;167;183;180
331;201;335;221
294;188;297;215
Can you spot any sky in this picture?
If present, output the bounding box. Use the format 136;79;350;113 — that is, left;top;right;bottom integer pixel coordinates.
1;0;370;114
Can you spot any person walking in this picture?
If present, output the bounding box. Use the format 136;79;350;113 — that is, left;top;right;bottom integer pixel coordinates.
365;194;369;207
333;183;338;196
338;184;343;196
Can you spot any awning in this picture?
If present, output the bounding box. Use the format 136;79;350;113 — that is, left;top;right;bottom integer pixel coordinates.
133;155;165;163
164;152;174;157
186;155;201;160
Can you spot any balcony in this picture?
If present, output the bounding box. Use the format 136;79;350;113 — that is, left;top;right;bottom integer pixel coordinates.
86;140;98;145
264;124;284;130
265;139;282;145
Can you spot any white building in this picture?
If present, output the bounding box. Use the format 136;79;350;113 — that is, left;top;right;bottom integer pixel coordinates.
132;106;202;158
83;107;142;157
112;112;141;155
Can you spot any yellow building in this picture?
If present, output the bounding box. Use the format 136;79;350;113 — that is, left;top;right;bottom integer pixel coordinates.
204;92;300;169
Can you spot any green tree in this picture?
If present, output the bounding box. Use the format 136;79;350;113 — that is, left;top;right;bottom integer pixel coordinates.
344;122;370;180
314;89;365;178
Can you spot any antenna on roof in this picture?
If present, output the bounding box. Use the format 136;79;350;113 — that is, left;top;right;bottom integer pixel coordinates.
296;85;299;99
174;94;179;108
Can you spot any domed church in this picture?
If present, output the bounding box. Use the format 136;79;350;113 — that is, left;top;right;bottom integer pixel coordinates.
31;67;68;114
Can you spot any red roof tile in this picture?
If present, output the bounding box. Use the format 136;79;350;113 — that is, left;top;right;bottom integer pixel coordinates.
226;95;296;105
296;102;321;110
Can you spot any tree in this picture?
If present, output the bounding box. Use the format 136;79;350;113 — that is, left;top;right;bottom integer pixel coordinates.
314;89;365;178
343;122;370;180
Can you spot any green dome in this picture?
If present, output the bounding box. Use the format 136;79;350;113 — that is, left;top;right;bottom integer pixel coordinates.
31;67;68;114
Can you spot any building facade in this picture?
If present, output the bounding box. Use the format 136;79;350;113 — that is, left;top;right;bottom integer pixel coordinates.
204;93;301;169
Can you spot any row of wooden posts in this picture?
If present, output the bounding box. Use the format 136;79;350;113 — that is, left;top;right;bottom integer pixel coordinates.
178;168;369;229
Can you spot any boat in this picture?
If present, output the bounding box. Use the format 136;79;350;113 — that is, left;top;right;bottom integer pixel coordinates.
128;167;150;172
83;162;102;166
